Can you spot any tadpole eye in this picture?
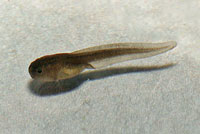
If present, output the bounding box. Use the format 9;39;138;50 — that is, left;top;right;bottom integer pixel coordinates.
37;68;42;73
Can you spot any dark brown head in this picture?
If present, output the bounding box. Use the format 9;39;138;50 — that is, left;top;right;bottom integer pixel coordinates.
28;55;61;82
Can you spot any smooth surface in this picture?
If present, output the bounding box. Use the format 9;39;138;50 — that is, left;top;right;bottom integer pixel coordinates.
0;0;200;134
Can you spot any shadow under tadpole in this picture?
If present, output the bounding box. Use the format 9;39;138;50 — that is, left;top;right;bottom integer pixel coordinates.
28;63;176;96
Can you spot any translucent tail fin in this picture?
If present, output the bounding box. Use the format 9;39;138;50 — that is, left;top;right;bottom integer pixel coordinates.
74;41;177;69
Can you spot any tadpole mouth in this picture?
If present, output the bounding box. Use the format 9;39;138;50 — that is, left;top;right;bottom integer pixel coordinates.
28;62;35;79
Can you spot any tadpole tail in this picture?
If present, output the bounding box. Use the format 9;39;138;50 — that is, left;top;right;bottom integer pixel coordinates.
72;41;177;69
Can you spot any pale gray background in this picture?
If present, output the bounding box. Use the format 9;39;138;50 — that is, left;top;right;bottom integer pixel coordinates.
1;0;200;134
